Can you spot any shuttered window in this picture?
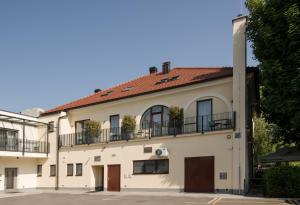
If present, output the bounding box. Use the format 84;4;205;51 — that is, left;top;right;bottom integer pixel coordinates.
76;163;83;176
133;159;169;174
50;165;56;177
37;165;42;177
67;164;73;176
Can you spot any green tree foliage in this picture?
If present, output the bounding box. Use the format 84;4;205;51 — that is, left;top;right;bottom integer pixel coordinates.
246;0;300;145
85;121;101;138
121;115;136;133
169;106;184;123
253;117;276;165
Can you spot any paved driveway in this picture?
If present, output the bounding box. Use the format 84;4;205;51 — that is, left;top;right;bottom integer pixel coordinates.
0;193;295;205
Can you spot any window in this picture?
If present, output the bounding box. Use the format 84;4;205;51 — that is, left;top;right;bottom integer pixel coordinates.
0;128;18;151
140;105;169;136
76;163;83;176
197;99;212;132
50;165;56;177
122;86;134;92
133;159;169;174
37;165;42;177
67;164;73;176
75;120;90;133
75;120;90;144
48;121;54;133
110;115;120;137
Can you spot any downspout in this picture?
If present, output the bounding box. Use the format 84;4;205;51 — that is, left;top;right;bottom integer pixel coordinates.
22;120;25;156
55;111;67;190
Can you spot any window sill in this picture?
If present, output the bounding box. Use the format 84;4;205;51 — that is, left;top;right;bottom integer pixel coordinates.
132;172;169;175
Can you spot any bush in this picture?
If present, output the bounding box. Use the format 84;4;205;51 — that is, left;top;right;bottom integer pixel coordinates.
85;121;101;138
263;165;300;197
169;106;184;134
169;106;184;122
121;115;136;134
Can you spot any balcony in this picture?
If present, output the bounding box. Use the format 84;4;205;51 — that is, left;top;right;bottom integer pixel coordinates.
59;112;235;147
0;138;48;154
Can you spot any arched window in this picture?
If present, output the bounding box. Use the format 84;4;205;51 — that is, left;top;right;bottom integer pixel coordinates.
140;105;169;131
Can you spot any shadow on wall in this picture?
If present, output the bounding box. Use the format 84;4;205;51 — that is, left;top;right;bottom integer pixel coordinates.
157;141;183;189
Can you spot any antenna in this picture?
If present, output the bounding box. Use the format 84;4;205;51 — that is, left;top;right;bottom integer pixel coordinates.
240;0;243;15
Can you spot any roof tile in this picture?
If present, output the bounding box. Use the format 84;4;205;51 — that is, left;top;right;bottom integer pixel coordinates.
43;67;233;115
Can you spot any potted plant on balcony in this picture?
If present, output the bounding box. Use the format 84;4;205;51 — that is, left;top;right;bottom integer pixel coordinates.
169;106;184;135
121;115;136;141
85;121;101;144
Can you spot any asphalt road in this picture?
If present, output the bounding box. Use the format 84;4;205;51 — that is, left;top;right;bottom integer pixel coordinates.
0;193;293;205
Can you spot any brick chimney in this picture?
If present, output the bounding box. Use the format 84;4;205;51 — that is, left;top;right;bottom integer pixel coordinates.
149;66;158;74
162;61;171;74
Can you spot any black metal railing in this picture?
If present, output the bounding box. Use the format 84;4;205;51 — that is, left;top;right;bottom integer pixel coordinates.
59;112;235;147
0;137;48;153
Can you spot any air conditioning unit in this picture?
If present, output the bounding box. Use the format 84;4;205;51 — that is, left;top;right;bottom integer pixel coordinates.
155;147;169;157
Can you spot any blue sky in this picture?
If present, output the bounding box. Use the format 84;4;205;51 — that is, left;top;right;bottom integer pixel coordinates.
0;0;257;112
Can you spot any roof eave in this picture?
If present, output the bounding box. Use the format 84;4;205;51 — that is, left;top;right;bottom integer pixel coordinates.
41;73;233;116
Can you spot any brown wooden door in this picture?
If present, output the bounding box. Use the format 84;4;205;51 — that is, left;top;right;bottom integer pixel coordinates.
184;156;214;193
107;164;120;192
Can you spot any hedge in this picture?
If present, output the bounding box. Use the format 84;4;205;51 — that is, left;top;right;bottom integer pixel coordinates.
263;165;300;197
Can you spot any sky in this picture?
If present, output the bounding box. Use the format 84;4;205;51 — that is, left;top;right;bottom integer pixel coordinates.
0;0;257;113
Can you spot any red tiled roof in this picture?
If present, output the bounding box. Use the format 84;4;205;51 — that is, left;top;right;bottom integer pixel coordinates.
43;67;233;115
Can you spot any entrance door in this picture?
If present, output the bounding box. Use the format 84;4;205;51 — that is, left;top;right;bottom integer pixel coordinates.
197;100;212;132
107;164;120;192
92;166;104;191
184;156;214;193
5;168;17;190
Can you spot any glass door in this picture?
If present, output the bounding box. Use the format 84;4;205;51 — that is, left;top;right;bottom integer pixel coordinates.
197;100;212;132
152;113;162;137
75;120;89;144
110;115;120;140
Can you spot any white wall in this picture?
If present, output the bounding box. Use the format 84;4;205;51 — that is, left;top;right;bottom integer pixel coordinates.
0;157;38;191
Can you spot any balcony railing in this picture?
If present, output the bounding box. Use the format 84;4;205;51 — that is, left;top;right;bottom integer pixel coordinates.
0;138;49;153
59;112;235;147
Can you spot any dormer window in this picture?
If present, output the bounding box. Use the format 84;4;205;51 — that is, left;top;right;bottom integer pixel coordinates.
155;76;180;85
101;90;113;96
122;86;134;92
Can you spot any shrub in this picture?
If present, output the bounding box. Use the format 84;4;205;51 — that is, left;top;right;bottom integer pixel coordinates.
263;165;300;197
85;121;101;138
169;106;184;121
121;115;136;134
169;106;184;134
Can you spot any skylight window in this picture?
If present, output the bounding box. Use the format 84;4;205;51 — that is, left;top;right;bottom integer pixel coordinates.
101;90;113;96
155;75;180;85
122;86;134;92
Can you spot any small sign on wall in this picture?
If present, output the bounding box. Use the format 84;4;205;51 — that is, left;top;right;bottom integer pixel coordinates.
144;147;152;153
94;156;101;162
220;172;227;180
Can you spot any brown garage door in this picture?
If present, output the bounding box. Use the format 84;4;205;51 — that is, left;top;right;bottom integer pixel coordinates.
184;156;214;193
107;164;120;192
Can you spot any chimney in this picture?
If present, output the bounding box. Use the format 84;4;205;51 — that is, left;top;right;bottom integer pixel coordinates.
162;61;171;74
149;66;158;74
94;88;101;93
232;15;247;194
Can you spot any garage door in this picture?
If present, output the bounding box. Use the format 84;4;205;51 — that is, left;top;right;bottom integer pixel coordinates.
184;156;214;193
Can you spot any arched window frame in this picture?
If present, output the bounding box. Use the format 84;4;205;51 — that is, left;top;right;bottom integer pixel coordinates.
140;105;169;129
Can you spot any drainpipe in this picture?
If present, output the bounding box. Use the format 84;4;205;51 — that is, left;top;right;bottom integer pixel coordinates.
55;111;67;190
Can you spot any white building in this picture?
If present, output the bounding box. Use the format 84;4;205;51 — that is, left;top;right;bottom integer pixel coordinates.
0;16;258;194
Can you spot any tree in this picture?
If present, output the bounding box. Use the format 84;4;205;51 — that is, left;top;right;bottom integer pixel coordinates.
121;115;136;139
253;117;276;165
246;0;300;145
85;121;101;138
